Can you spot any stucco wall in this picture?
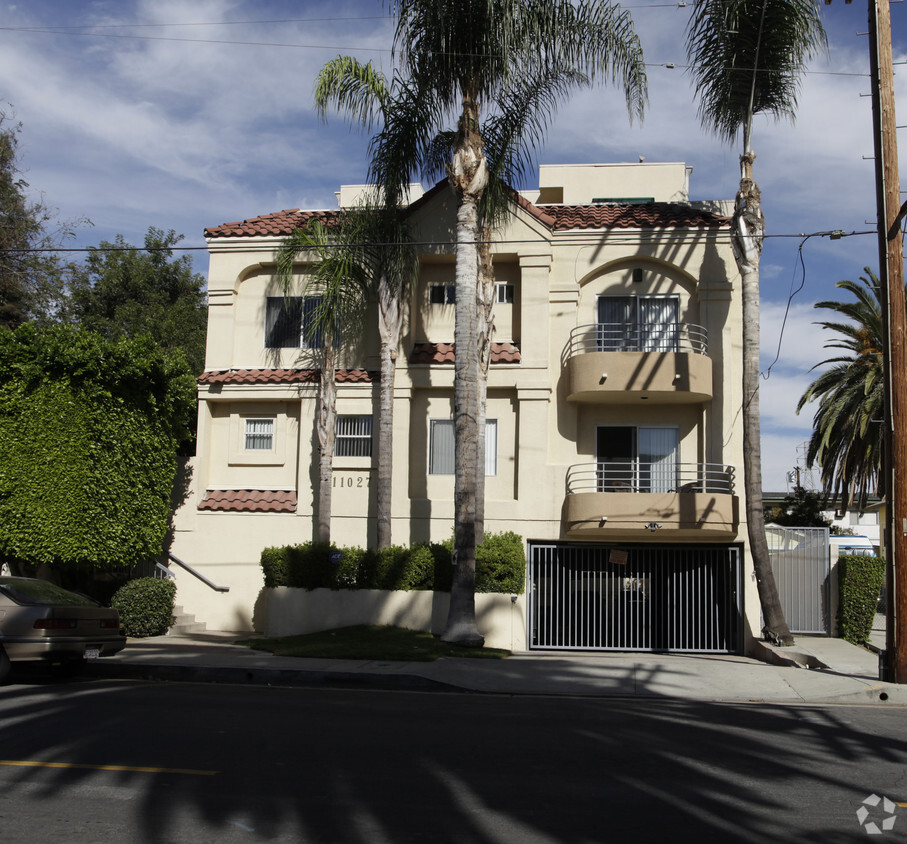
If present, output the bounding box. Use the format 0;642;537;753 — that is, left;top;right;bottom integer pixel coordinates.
265;588;527;651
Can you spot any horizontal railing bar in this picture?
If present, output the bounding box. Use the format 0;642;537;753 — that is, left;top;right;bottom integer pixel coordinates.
566;461;735;495
568;322;709;357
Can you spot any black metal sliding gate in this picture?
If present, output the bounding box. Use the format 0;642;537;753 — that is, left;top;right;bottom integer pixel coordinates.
528;543;743;653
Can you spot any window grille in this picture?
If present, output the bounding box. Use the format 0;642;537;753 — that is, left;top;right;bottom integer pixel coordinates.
336;416;373;457
244;418;274;451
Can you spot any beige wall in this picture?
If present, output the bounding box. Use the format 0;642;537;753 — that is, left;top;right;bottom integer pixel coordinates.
170;162;761;650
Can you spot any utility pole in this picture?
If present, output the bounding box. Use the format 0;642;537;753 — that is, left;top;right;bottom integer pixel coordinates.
827;0;905;680
867;0;907;682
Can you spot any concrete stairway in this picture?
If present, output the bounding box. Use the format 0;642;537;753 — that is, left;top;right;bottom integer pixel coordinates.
169;605;207;636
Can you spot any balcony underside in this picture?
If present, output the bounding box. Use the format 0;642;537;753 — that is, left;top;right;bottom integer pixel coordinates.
567;351;713;403
564;491;739;539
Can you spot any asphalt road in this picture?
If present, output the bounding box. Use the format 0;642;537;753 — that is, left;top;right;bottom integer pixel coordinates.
1;677;905;843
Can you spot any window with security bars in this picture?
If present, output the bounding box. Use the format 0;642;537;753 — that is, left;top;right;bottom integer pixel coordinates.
429;419;497;475
244;418;275;451
336;416;373;457
265;296;326;348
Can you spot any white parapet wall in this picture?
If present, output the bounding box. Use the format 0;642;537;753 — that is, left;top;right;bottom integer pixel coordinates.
265;588;528;652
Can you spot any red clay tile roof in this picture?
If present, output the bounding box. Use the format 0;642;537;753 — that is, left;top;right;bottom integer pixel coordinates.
198;489;297;513
409;342;521;364
198;368;377;385
206;194;726;240
205;209;338;239
537;202;728;230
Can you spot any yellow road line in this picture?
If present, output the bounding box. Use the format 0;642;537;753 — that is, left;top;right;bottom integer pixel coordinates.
0;760;217;776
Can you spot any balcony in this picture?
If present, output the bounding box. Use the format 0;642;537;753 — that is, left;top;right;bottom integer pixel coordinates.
566;323;713;403
563;461;738;539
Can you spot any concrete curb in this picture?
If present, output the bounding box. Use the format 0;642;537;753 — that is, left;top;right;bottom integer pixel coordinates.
85;661;460;693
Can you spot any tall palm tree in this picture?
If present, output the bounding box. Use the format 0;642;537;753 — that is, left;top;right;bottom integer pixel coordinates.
685;0;825;646
277;217;370;544
797;270;886;513
382;0;647;646
314;59;420;550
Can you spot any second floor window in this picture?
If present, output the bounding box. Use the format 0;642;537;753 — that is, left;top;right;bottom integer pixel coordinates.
244;417;275;451
266;296;324;348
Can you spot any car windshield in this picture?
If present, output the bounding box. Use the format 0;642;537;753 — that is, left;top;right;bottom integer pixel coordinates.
0;578;98;607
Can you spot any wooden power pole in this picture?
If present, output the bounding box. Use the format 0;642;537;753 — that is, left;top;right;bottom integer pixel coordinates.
827;0;905;680
867;0;907;682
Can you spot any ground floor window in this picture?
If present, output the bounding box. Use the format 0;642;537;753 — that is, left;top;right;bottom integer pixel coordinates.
430;419;497;475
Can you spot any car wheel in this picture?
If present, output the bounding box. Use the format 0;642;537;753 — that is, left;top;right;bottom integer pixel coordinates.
0;646;10;683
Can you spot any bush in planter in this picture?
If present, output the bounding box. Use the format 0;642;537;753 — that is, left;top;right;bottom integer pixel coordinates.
476;531;526;594
432;531;525;593
110;577;176;638
838;554;885;645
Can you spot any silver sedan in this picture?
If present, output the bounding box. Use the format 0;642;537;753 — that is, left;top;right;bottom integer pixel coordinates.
0;577;126;680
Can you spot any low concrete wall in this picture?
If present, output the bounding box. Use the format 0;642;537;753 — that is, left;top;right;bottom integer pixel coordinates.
265;588;527;651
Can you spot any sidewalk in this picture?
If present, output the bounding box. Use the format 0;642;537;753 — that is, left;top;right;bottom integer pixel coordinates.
82;628;907;705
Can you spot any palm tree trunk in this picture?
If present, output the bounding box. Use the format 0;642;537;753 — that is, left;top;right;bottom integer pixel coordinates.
442;92;486;647
376;271;401;549
475;231;496;544
316;343;336;545
736;152;793;646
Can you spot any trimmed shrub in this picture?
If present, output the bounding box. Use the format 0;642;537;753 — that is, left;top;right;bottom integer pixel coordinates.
476;531;526;593
838;555;885;645
260;533;526;595
110;577;176;638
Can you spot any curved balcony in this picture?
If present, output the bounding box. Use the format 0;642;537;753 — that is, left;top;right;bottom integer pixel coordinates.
566;323;713;403
563;461;738;539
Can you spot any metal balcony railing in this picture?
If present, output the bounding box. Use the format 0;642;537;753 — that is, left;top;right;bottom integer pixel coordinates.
566;462;735;495
567;323;709;358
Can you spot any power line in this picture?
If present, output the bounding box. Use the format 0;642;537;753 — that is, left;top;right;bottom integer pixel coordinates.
1;227;875;254
0;24;874;77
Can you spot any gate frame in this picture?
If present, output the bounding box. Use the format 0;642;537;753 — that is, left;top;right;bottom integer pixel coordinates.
526;540;744;654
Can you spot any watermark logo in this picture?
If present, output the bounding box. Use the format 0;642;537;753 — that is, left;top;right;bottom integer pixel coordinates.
857;794;898;835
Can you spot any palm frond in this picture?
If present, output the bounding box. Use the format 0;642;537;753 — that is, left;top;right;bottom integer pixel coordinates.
314;56;391;130
797;268;891;510
685;0;826;146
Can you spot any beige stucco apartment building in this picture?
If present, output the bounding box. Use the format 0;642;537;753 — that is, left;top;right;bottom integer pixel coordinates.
169;161;762;654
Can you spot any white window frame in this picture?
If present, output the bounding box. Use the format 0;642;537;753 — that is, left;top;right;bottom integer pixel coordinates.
495;282;514;304
244;417;275;452
429;419;497;476
336;415;373;458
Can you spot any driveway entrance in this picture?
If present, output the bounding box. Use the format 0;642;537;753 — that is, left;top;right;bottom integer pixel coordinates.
528;542;742;653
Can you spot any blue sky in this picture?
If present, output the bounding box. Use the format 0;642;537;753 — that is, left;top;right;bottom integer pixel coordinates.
2;0;904;489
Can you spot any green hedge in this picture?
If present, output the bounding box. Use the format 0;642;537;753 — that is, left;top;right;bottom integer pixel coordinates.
838;555;885;645
261;532;525;594
110;577;176;638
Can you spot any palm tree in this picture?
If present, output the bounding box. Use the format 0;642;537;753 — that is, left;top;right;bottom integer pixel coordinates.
797;270;886;513
277;217;370;544
382;0;647;646
685;0;825;646
314;59;420;550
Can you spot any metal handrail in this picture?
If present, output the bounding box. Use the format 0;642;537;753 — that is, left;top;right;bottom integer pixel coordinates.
154;562;175;580
566;461;735;495
163;552;230;593
568;322;709;357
